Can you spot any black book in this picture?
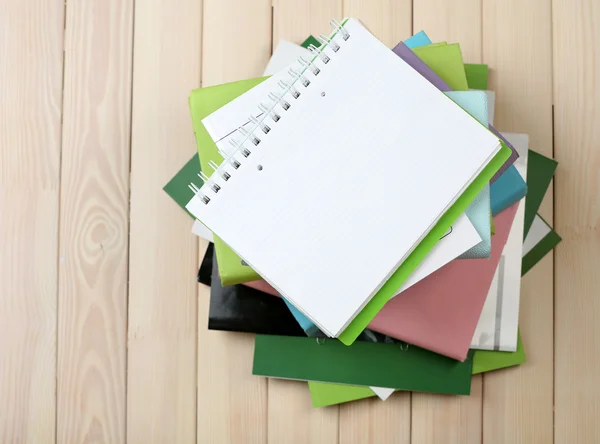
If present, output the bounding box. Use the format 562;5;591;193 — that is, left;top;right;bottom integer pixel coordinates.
198;246;402;344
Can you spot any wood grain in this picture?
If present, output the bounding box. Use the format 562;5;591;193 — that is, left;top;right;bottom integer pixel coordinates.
272;0;343;46
339;395;411;444
267;379;339;444
482;0;555;442
197;1;271;442
553;0;600;441
127;0;202;442
413;0;481;62
0;0;64;441
412;378;482;444
410;2;484;441
57;0;133;442
343;0;412;47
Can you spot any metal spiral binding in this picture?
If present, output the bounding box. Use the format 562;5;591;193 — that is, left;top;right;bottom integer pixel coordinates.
190;19;351;205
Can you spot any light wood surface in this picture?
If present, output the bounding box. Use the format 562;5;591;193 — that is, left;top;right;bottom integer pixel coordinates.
0;0;597;442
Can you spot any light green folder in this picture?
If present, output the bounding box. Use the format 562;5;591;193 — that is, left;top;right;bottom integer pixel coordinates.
412;44;470;90
308;382;376;408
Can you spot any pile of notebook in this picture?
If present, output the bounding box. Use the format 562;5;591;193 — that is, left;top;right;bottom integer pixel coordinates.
164;18;562;407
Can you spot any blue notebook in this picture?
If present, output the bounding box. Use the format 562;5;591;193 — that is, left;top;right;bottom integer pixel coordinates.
490;166;527;215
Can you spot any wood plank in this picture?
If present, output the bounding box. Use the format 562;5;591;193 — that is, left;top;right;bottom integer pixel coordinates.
127;0;202;442
411;378;482;444
339;395;411;444
553;0;600;441
482;0;554;442
269;2;343;443
272;0;343;46
337;3;411;442
56;1;133;442
267;379;339;444
197;1;272;442
343;0;412;47
0;1;64;441
201;0;272;85
409;2;483;441
413;0;481;61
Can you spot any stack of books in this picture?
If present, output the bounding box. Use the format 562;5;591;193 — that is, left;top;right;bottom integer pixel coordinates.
164;18;561;407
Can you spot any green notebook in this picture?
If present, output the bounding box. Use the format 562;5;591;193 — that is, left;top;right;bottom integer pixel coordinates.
465;64;489;90
253;335;474;395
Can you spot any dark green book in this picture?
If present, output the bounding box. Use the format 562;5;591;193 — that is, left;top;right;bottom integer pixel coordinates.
522;214;562;275
524;150;558;237
163;153;203;218
253;335;474;395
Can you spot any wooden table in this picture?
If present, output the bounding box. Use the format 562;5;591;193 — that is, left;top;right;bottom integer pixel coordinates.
1;0;597;442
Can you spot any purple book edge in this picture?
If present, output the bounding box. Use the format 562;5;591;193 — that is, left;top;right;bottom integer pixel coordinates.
392;42;518;183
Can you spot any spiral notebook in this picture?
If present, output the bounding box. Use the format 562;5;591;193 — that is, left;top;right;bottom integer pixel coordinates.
186;18;506;338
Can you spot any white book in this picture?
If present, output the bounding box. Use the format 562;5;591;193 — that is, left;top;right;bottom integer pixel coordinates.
370;387;395;401
191;220;214;242
187;18;501;337
471;132;528;351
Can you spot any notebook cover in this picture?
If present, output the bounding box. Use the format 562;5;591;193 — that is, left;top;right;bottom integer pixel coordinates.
253;335;474;395
393;42;518;183
207;248;305;336
524;150;558;237
367;202;519;360
522;218;561;275
465;64;489;90
308;382;376;408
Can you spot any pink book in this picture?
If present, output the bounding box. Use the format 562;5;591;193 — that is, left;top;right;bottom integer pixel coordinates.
243;280;278;296
368;203;519;361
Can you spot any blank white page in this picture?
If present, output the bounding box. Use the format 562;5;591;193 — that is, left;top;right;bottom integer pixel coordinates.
187;18;500;337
